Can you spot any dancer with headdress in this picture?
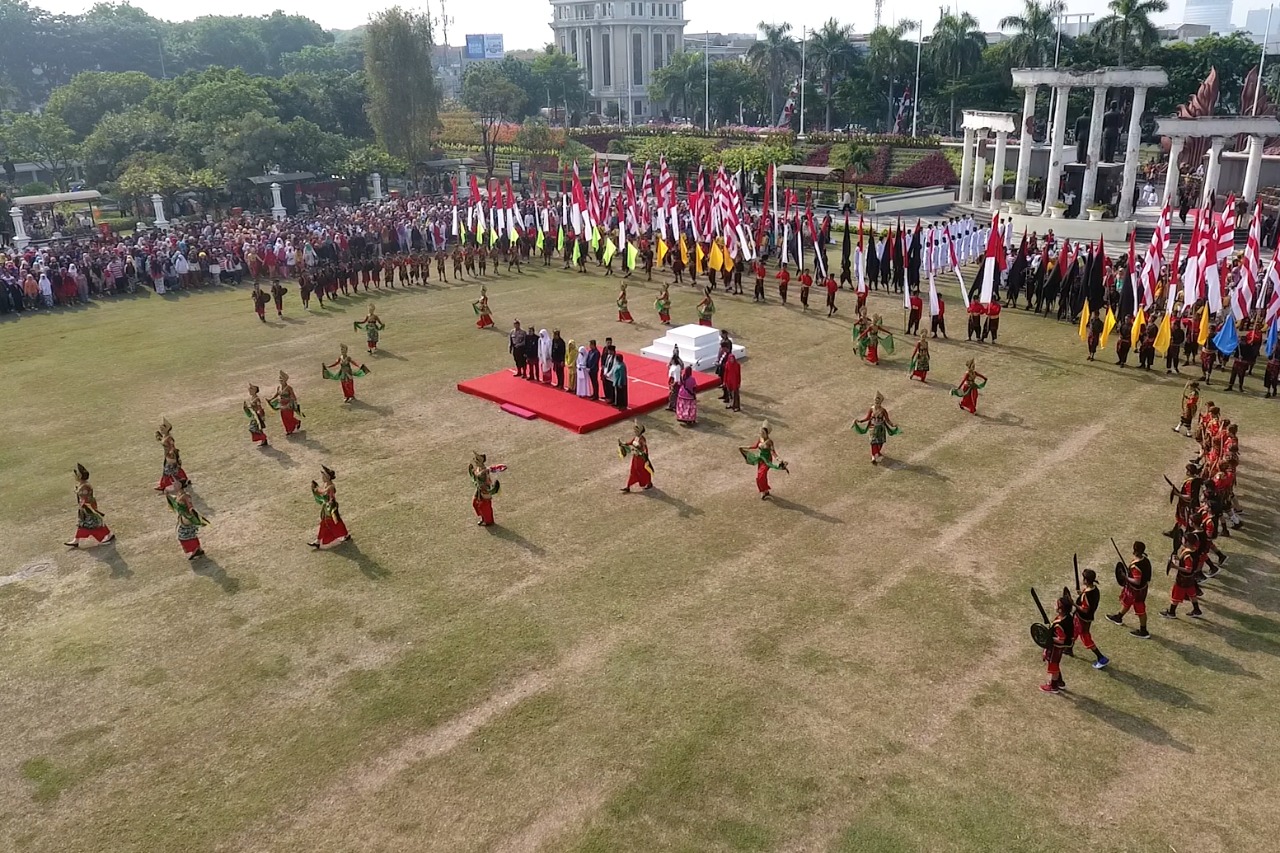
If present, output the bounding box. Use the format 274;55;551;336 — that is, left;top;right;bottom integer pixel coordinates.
165;483;207;560
353;307;385;352
908;335;930;382
854;312;894;364
269;371;304;435
852;392;900;464
323;344;370;404
243;384;269;447
655;282;672;325
618;422;654;492
66;463;114;548
952;359;987;415
468;452;507;527
617;282;634;323
308;465;350;549
739;422;788;499
153;419;190;491
696;287;715;327
1173;379;1199;437
472;287;495;329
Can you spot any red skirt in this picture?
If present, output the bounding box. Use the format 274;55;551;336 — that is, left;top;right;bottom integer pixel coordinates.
250;429;268;446
281;409;301;434
156;468;188;490
658;311;671;323
698;318;713;326
180;536;202;555
74;525;113;546
756;463;771;493
959;388;979;414
911;369;928;381
316;516;350;548
340;378;355;400
866;344;879;365
619;310;633;322
473;496;495;525
477;315;494;329
626;455;652;488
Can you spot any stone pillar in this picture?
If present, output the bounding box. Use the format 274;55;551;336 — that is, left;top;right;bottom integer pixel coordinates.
1117;85;1149;219
1163;136;1185;206
1015;85;1037;205
991;130;1009;211
972;149;986;207
370;172;384;202
9;206;29;251
1202;137;1225;206
958;127;976;205
1078;86;1108;219
1043;86;1070;214
269;182;287;221
150;193;169;230
1243;135;1264;204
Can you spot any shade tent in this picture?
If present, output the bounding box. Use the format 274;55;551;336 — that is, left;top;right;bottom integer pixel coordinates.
13;190;102;206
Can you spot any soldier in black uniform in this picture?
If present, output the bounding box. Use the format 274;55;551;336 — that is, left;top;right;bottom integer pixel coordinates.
1107;541;1153;639
1074;569;1109;669
1041;590;1076;694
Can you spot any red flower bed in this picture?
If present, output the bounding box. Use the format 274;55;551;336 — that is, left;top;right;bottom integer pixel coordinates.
889;151;959;188
805;145;831;167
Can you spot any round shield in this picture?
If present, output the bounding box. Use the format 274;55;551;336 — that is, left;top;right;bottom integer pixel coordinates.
1114;561;1127;588
1030;622;1053;649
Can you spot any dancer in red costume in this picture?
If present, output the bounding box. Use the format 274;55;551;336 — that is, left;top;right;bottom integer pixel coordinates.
469;452;507;526
852;392;900;464
309;465;351;549
323;344;370;404
472;287;495;329
153;419;191;491
166;483;207;560
617;282;635;323
243;384;269;447
354;307;385;352
655;282;672;325
908;335;930;382
65;463;115;548
952;358;987;414
269;371;304;435
739;422;788;499
618;422;654;492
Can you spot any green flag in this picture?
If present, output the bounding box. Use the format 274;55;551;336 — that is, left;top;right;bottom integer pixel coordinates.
572;240;581;266
626;244;638;270
489;227;498;248
602;239;617;265
555;225;564;252
590;226;601;251
535;229;545;253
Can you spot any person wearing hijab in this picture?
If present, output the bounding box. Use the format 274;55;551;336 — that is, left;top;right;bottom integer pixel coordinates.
564;339;577;393
575;346;591;398
538;329;554;384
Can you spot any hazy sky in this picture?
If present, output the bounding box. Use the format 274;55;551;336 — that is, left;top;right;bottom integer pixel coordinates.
34;0;1250;50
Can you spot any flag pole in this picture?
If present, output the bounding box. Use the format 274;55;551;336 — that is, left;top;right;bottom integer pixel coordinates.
1254;4;1275;118
912;23;923;138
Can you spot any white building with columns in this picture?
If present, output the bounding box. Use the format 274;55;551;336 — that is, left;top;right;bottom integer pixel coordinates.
549;0;689;121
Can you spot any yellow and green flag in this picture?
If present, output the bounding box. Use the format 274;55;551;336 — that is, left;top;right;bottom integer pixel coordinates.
1099;307;1117;349
656;237;668;266
602;238;617;265
1130;306;1145;349
708;240;724;272
1153;310;1172;354
626;243;638;270
535;228;545;253
1197;305;1211;346
571;239;581;266
1078;298;1091;343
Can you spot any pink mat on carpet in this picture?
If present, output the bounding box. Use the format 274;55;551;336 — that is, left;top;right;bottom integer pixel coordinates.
457;352;720;433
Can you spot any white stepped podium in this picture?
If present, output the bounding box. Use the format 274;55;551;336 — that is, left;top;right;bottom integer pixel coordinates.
640;324;746;372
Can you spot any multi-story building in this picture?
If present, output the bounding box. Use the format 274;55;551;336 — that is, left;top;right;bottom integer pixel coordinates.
1245;7;1280;47
1182;0;1233;33
549;0;689;121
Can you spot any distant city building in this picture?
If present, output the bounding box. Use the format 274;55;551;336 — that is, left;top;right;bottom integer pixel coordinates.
1244;7;1280;48
1157;22;1213;43
549;0;689;120
1182;0;1233;33
682;32;755;61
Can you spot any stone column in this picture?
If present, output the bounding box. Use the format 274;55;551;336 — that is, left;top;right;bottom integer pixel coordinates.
9;206;29;250
1015;86;1037;205
150;193;169;230
1117;85;1149;219
1243;135;1264;204
958;127;975;205
1078;86;1108;219
972;148;986;207
991;130;1009;211
270;182;287;221
370;172;384;202
1202;137;1225;206
1163;136;1185;205
1043;86;1070;214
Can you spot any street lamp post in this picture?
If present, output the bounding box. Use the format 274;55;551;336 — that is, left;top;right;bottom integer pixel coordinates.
798;26;808;140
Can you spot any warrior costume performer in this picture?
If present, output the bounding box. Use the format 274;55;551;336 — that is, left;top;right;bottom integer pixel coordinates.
353;309;386;351
952;359;987;414
270;280;288;318
472;288;495;329
166;484;207;560
1174;380;1199;437
1074;569;1109;668
469;452;507;526
617;283;634;323
1106;541;1153;639
269;371;304;435
852;392;900;464
243;384;269;447
252;284;270;322
908;335;930;382
154;419;191;491
1040;589;1075;693
618;422;654;491
655;283;672;325
66;464;115;548
323;343;370;403
309;465;351;549
739;422;788;499
1161;537;1205;619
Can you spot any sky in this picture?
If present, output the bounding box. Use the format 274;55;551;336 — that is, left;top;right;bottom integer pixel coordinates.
32;0;1256;50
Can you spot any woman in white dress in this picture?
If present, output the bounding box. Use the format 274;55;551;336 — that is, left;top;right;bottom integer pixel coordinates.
538;329;554;384
576;346;591;398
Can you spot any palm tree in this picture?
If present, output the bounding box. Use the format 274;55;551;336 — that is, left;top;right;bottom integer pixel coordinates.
647;50;703;118
866;20;918;132
747;22;800;124
808;18;855;131
931;12;987;135
1092;0;1168;65
999;0;1066;68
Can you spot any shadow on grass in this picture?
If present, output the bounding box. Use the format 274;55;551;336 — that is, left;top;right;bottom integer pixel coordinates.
347;399;394;416
1101;666;1211;712
333;541;391;579
881;458;949;481
89;547;132;580
768;496;845;525
644;487;704;519
485;524;546;556
1152;633;1263;677
280;316;307;325
258;444;299;468
1065;693;1195;752
289;432;327;453
193;558;241;594
372;349;410;361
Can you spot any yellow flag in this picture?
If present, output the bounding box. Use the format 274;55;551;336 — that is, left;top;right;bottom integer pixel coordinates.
1154;311;1172;354
656;237;668;266
591;226;601;250
696;243;705;275
1197;305;1211;346
602;238;617;265
679;236;689;266
1099;307;1117;348
1130;306;1145;349
708;240;724;272
1078;298;1091;343
724;251;735;274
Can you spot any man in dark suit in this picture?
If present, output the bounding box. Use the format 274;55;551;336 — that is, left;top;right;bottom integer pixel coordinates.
550;329;567;389
523;323;540;381
601;337;617;404
585;340;601;399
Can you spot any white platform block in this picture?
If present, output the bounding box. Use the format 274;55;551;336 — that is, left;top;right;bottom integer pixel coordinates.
640;323;747;371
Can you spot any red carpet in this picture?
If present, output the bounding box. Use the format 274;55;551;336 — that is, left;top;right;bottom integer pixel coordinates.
458;352;720;433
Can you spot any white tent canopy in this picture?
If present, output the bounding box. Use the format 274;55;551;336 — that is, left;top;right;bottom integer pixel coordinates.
13;189;102;206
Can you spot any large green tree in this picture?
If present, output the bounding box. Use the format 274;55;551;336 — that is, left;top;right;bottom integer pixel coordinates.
931;13;987;135
648;51;703;120
462;62;525;181
1092;0;1168;65
531;48;587;122
808;18;856;131
1;111;79;188
999;0;1065;68
747;22;800;124
866;21;918;131
45;71;156;139
364;7;440;166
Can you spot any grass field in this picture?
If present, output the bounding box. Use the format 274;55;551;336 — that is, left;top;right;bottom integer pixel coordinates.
1;260;1278;853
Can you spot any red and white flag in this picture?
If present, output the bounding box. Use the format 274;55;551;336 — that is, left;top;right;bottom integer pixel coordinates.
978;210;1006;304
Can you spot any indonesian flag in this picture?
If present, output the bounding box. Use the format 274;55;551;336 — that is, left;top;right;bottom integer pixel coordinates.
624;160;638;232
947;232;967;305
767;163;778;222
1244;199;1263;310
571;162;588;235
451;177;460;237
1217;193;1236;265
928;271;939;315
617;196;628;269
656;156;672;241
979;210;1006;305
1265;261;1280;326
1166;238;1182;314
856;214;866;291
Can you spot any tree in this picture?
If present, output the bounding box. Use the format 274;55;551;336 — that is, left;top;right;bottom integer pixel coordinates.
808;19;856;131
514;117;555;151
531;48;587;122
1;112;79;189
175;68;275;125
115;152;189;201
829;143;877;198
708;60;765;126
364;7;441;167
648;51;703;119
260;11;333;72
867;21;919;131
80;107;176;183
931;13;987;135
169;17;271;75
280;43;365;75
999;0;1065;68
495;57;542;120
45;71;156;139
1092;0;1168;65
747;23;800;123
462;63;525;181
